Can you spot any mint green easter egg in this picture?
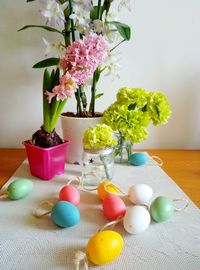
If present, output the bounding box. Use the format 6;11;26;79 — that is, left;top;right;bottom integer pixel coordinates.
7;179;33;200
150;196;174;222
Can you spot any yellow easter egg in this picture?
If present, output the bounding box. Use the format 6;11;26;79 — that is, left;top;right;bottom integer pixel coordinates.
97;181;119;200
86;230;123;265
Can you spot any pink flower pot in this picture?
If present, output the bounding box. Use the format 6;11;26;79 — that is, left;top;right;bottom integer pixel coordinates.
23;141;69;180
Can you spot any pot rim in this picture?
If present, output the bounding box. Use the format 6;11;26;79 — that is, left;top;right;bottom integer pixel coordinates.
22;140;70;151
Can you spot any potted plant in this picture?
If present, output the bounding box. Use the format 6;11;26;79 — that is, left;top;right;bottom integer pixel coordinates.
82;124;117;185
19;0;132;164
102;87;172;163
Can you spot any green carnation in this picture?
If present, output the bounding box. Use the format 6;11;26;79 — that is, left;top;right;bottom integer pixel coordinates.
116;87;148;108
147;92;172;125
82;124;117;150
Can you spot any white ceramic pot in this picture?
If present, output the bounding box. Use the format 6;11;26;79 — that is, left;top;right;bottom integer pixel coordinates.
60;115;102;164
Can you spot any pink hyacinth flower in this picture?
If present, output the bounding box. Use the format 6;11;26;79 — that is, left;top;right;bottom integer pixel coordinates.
60;33;109;85
46;73;77;103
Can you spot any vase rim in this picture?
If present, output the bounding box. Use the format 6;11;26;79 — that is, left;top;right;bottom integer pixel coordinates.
83;147;113;155
60;113;103;120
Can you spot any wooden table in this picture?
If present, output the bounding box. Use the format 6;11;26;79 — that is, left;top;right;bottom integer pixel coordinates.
0;149;199;208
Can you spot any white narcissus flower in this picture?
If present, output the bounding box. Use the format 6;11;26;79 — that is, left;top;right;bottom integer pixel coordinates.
118;0;132;11
103;51;121;79
43;38;65;57
39;0;68;27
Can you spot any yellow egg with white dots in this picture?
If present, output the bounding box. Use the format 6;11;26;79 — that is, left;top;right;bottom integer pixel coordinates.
86;230;123;265
97;181;119;200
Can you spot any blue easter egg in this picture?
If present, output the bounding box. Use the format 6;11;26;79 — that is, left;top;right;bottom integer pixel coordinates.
129;152;148;166
51;201;80;228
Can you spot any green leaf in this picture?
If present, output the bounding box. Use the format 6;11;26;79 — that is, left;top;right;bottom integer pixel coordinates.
33;58;59;68
90;6;104;20
109;21;131;40
18;25;64;36
128;103;136;111
95;93;104;99
43;69;51;132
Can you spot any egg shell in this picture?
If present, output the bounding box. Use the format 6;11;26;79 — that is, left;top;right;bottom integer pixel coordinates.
7;179;33;200
103;194;126;221
59;185;80;206
51;201;80;228
128;184;153;204
150;196;174;223
86;230;123;265
98;181;118;200
123;205;151;234
129;152;148;166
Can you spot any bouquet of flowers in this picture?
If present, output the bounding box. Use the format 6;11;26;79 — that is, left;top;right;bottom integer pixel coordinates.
102;87;171;160
19;0;132;148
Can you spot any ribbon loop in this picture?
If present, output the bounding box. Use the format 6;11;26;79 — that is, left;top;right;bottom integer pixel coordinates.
173;198;189;212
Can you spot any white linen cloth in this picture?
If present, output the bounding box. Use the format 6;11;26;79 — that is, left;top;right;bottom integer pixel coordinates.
0;159;200;270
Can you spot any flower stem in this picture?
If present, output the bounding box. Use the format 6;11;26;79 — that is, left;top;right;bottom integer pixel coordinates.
68;0;75;42
100;155;110;180
110;39;126;52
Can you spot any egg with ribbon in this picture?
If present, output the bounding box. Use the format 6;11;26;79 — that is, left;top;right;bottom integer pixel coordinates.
59;185;80;206
128;184;153;205
123;205;151;234
6;178;33;200
86;230;123;265
103;194;126;221
129;152;148;166
98;181;119;200
150;196;174;222
51;201;80;228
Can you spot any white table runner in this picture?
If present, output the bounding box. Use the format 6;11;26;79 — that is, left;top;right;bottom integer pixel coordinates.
0;159;200;270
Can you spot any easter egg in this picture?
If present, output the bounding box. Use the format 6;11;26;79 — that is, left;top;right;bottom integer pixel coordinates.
86;230;123;265
150;196;174;222
128;184;153;205
59;185;80;206
123;206;151;234
7;179;33;200
98;181;119;200
103;194;126;221
129;152;148;166
51;201;80;228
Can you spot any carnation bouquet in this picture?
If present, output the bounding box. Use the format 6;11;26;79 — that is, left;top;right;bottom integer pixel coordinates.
19;0;131;148
102;87;171;161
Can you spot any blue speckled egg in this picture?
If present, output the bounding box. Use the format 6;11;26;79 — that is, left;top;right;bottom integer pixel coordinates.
129;152;148;166
51;201;80;228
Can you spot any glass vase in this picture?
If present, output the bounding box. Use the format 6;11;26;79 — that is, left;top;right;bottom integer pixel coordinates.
81;148;115;186
114;131;133;163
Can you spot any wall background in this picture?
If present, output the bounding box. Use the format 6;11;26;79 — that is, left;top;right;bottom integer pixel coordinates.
0;0;200;149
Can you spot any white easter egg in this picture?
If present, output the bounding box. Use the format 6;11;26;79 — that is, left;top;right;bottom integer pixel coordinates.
123;206;151;234
128;184;153;205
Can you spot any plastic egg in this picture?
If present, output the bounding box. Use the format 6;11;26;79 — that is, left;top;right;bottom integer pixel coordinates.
7;179;33;200
103;194;126;221
51;201;80;228
123;206;151;234
128;184;153;204
59;185;80;206
98;181;119;200
150;196;174;222
129;152;148;166
86;230;123;265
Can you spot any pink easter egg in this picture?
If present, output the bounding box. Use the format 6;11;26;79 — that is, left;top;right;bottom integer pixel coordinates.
59;185;80;206
102;194;126;221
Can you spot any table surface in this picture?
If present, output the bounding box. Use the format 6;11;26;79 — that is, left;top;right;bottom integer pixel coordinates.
0;148;200;208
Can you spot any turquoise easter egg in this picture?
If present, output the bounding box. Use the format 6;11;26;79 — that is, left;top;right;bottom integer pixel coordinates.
129;152;148;166
7;179;33;200
51;201;80;228
150;196;174;222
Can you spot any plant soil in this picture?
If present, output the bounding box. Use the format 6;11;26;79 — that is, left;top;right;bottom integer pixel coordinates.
29;127;63;148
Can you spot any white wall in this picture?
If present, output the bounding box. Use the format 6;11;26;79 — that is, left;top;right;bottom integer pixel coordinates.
0;0;200;149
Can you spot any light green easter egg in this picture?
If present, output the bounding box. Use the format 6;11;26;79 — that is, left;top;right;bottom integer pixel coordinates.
150;196;174;222
7;179;33;200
